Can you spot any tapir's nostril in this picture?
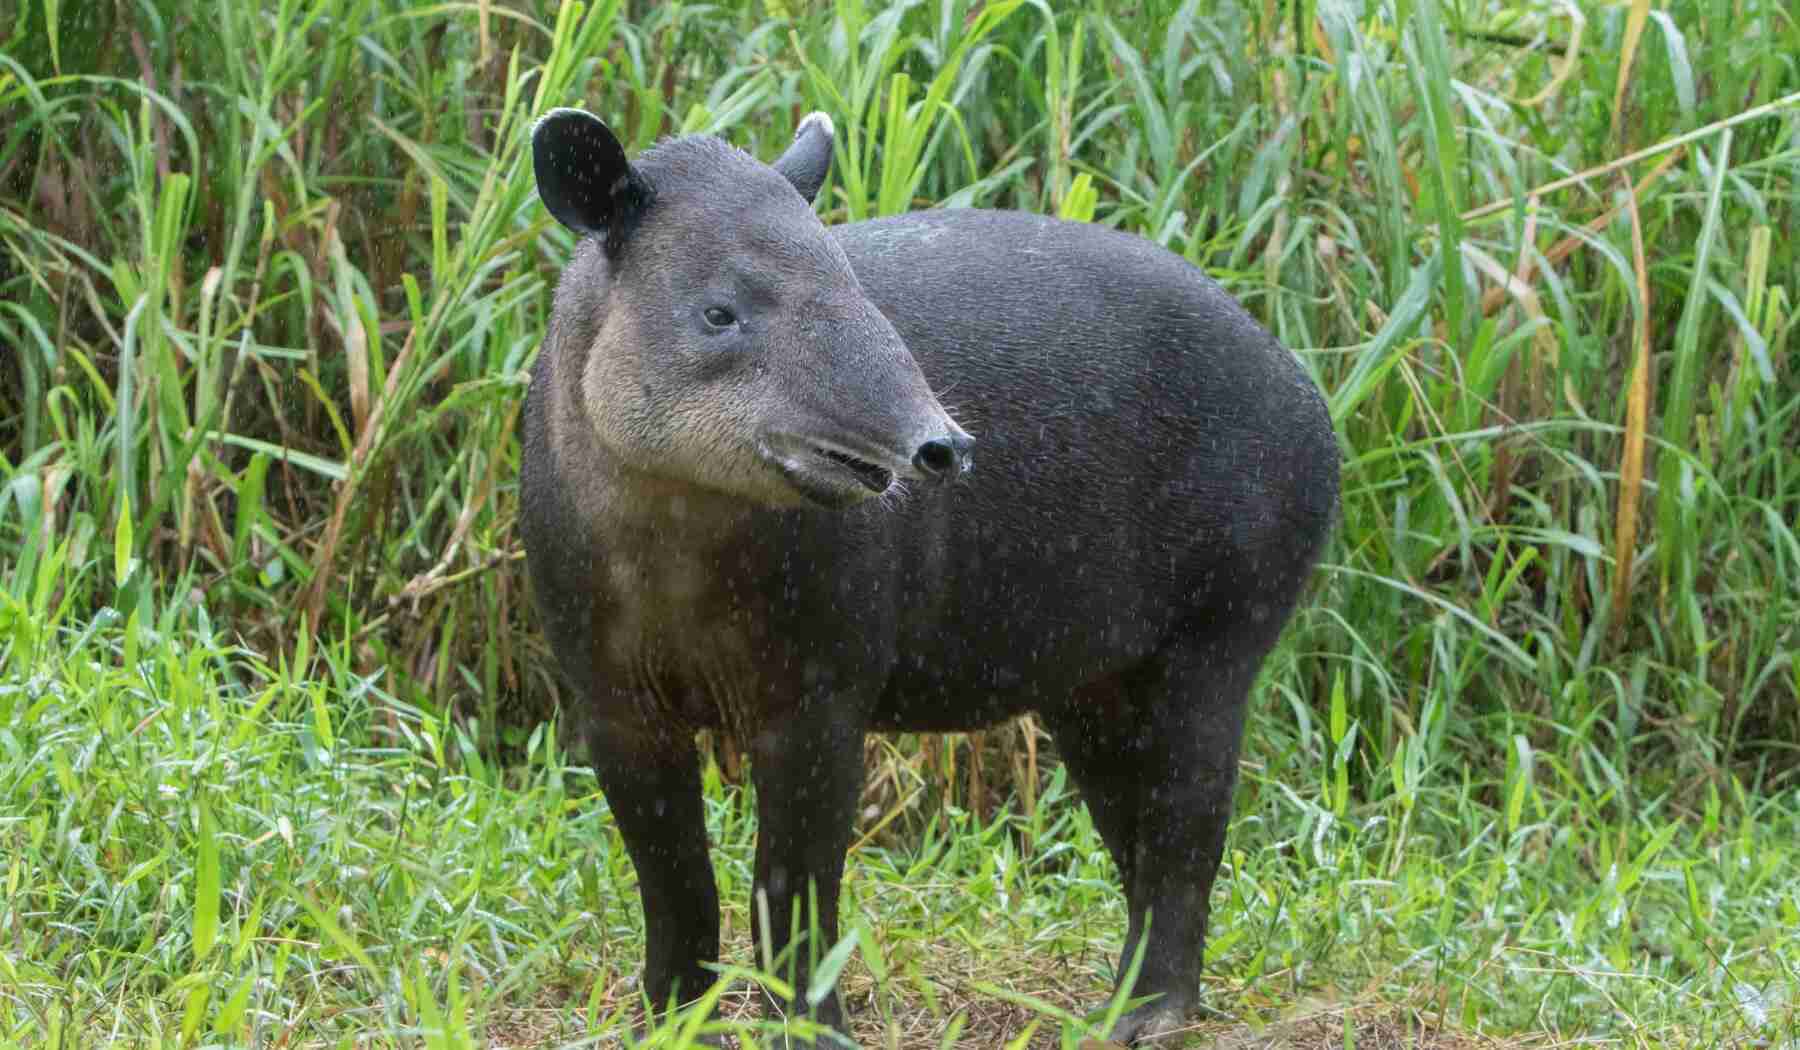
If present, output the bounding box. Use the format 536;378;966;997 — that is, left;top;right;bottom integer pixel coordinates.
915;440;955;475
914;433;974;478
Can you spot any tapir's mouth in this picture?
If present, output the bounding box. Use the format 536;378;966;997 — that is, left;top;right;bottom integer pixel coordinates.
762;434;901;508
819;449;894;494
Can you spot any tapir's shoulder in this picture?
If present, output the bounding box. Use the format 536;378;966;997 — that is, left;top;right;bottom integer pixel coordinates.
830;208;1256;344
831;208;1110;249
831;208;1209;284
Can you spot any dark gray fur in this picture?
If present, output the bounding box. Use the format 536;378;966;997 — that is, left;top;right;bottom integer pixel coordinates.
522;109;1339;1045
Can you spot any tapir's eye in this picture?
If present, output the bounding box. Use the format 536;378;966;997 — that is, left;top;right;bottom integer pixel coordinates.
703;306;736;329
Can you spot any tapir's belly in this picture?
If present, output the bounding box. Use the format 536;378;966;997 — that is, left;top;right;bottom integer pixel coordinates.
595;510;1191;736
865;504;1197;732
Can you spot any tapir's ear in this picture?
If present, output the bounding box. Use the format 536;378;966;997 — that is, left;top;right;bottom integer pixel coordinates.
532;108;654;254
772;112;834;205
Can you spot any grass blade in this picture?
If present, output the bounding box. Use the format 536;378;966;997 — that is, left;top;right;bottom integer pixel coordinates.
193;800;221;962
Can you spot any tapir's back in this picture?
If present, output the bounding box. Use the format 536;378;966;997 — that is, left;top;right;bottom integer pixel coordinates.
830;210;1338;724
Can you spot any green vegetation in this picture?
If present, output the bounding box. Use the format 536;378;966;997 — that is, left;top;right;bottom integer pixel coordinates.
2;0;1796;1047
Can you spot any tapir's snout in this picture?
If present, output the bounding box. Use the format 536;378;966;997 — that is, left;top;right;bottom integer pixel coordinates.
912;428;974;479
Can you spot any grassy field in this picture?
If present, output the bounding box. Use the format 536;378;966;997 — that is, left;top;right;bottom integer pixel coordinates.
3;0;1798;1046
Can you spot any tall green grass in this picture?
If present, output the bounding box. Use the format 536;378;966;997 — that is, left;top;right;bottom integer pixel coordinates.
5;0;1794;788
2;0;1799;1042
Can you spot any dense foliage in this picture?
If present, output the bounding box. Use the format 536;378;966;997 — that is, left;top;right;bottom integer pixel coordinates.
4;0;1797;783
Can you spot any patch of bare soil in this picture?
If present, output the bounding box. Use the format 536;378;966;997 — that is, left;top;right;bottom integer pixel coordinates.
480;978;1535;1049
1155;1003;1532;1050
473;929;1566;1049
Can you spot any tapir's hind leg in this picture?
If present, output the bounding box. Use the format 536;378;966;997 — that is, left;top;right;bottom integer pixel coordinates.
587;725;721;1023
1053;609;1291;1046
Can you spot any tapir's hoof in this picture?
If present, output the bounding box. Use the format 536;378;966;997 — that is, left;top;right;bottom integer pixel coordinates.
1101;1001;1197;1046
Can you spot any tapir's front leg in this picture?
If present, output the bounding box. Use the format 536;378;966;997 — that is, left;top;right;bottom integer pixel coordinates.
747;702;867;1038
587;722;721;1019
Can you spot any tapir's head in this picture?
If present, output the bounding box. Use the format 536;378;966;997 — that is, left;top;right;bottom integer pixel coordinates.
532;109;972;509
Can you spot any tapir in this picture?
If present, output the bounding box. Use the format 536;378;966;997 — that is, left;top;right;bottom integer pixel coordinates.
520;107;1339;1045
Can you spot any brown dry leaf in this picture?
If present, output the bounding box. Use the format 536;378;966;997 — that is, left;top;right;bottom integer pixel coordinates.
1611;0;1654;143
1612;172;1653;636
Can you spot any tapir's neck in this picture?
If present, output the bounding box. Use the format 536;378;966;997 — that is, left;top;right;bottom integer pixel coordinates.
591;460;757;551
540;337;755;555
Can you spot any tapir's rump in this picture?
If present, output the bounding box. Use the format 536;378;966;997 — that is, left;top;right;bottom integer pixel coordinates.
521;108;1338;1046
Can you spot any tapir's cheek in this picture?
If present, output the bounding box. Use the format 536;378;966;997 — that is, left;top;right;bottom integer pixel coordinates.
688;349;739;383
683;340;764;384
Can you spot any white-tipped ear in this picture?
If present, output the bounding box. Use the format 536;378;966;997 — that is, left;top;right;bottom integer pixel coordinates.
532;108;653;253
773;111;835;205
